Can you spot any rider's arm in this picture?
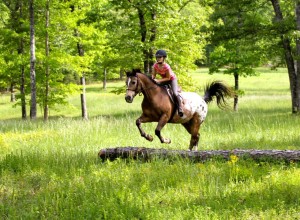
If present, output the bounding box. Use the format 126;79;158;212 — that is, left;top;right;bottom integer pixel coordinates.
155;69;171;83
151;70;156;79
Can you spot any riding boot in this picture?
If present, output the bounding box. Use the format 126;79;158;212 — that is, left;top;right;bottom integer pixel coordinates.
176;95;184;117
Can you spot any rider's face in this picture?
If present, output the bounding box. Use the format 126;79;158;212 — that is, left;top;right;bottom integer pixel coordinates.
156;56;164;63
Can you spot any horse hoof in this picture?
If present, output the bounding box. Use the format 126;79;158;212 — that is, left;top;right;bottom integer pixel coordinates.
146;135;153;142
189;147;197;151
163;138;171;144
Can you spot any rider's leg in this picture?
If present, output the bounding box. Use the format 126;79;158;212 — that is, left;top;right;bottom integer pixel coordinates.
171;79;183;117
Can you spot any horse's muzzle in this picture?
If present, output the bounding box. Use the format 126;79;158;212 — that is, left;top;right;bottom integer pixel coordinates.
125;95;133;103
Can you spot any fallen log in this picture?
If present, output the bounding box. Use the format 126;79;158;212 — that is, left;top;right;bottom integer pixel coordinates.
98;147;300;163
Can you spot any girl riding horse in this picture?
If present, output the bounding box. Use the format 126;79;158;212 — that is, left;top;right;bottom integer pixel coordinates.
152;50;183;117
125;69;234;151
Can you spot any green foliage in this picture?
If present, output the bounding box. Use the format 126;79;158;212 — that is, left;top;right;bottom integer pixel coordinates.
207;0;272;78
0;0;299;118
208;42;262;77
0;0;109;116
101;0;207;90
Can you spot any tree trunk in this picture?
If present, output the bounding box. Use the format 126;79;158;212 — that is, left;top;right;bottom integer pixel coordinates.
17;2;26;119
80;76;88;120
103;68;107;90
149;12;156;72
29;0;37;119
295;2;300;109
99;147;300;163
136;7;149;74
20;63;26;120
76;30;88;120
10;83;15;102
44;0;50;121
233;72;239;111
132;3;157;74
270;0;300;113
119;68;124;80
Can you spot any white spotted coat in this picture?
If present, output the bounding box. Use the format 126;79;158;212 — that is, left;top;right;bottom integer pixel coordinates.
172;92;208;124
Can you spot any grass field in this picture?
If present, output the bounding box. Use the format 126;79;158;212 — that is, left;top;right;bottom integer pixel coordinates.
0;68;300;219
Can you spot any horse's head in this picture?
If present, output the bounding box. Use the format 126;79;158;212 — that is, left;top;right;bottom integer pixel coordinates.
125;69;142;103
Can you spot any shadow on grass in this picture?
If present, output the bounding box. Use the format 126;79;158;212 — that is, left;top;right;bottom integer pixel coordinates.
0;109;141;123
189;175;300;215
212;136;300;150
0;150;101;175
205;106;296;126
86;87;123;93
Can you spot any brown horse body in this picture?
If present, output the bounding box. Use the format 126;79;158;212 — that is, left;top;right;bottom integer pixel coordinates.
125;70;233;151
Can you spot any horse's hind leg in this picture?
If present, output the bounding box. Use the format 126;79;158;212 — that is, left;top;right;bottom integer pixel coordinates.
190;133;200;151
136;116;153;142
182;117;201;151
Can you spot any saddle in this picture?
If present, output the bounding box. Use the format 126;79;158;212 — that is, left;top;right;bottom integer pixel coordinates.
150;77;183;113
160;84;182;105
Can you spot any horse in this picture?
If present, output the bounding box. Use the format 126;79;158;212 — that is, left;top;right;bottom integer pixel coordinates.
125;69;234;151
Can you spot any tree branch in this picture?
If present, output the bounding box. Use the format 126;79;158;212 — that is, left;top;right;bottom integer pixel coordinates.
178;0;194;13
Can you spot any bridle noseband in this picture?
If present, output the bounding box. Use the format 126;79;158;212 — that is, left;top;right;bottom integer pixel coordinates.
126;76;142;95
126;75;158;96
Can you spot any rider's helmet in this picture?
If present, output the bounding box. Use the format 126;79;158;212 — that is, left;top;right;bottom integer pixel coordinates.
155;49;167;58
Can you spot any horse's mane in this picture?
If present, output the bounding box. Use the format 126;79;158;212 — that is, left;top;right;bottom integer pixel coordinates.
127;68;157;84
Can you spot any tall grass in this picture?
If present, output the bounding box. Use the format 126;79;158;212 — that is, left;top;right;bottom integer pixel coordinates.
0;68;300;219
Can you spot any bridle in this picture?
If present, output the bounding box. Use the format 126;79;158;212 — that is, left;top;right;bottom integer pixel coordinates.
126;75;142;95
126;74;158;97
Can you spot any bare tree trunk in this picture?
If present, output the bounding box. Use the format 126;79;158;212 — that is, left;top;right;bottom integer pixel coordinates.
119;68;123;80
10;83;15;102
103;68;107;90
44;0;50;121
129;2;157;74
29;0;37;119
136;7;149;74
80;76;88;120
149;12;156;73
5;0;27;118
271;0;300;113
99;147;300;163
295;2;300;109
76;30;88;120
20;63;26;119
233;72;239;111
17;2;27;120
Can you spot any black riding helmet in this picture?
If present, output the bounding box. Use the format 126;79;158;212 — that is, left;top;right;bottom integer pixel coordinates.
155;49;167;58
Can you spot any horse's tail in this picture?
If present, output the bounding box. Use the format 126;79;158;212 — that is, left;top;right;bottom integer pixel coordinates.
203;81;234;109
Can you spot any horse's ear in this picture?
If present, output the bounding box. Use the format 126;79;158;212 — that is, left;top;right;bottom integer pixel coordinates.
126;70;137;77
132;68;142;74
126;71;131;77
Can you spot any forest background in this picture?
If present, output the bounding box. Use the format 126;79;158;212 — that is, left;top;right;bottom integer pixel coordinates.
1;0;300;120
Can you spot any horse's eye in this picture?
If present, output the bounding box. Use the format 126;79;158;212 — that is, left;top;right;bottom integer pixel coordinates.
131;82;136;85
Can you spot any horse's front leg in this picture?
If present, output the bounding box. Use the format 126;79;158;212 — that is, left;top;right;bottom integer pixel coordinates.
155;115;171;144
136;116;153;142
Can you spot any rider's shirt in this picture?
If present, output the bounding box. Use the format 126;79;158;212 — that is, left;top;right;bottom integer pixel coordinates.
153;63;176;80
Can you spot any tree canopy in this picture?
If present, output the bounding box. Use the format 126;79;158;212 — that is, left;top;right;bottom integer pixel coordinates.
0;0;300;118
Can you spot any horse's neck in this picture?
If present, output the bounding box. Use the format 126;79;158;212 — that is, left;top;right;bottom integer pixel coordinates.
137;73;163;101
138;73;154;89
